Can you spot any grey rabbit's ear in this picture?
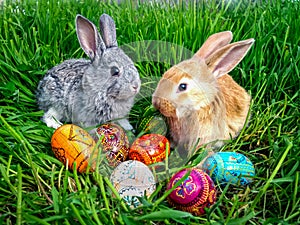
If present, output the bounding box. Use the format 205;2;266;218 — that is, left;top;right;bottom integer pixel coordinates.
194;31;233;59
99;14;118;48
76;14;106;60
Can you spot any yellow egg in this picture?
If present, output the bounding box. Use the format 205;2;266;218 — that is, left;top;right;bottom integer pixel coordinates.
51;124;97;173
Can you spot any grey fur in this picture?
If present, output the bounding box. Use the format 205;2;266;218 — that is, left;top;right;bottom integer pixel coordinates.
36;14;141;130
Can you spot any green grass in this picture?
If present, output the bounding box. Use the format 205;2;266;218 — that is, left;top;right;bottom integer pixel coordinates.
0;0;299;224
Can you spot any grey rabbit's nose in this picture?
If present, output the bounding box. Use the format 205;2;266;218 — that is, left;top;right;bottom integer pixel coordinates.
132;81;140;90
132;84;138;90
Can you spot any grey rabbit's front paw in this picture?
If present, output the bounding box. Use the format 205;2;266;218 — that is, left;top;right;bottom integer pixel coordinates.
42;107;63;129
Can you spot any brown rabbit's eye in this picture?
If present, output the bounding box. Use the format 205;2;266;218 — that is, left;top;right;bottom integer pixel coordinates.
111;66;120;76
178;83;187;92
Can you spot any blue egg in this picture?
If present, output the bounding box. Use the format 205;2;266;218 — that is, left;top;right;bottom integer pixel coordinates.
202;152;255;186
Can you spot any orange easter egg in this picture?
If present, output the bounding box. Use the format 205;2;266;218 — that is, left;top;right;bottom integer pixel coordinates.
129;134;170;165
51;124;97;173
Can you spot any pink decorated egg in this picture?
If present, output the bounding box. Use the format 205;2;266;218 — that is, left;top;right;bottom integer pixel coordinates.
128;134;170;165
167;168;217;215
96;123;129;166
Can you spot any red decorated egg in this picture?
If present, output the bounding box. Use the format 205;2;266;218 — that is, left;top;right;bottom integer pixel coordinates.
51;124;98;173
96;123;129;166
167;168;217;216
128;134;170;165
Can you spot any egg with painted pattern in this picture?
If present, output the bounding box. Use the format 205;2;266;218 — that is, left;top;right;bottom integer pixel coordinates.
137;105;167;136
202;152;255;186
110;160;156;207
128;134;170;165
167;168;217;215
51;124;98;173
96;123;130;167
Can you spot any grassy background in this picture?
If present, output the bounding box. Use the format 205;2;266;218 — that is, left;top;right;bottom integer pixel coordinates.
0;0;299;224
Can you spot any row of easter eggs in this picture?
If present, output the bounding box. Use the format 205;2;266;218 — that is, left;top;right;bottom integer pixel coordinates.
50;123;255;215
51;123;170;172
109;152;255;215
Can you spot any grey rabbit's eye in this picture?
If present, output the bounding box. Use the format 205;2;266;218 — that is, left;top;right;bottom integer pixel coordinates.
111;66;120;76
178;83;187;92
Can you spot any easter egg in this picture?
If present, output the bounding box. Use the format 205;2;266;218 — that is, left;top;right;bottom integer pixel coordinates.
128;134;170;165
51;124;97;173
202;152;255;186
96;123;129;166
137;105;167;135
110;160;156;207
167;168;216;216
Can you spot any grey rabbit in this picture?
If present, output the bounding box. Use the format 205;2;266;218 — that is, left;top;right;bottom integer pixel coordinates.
36;14;141;131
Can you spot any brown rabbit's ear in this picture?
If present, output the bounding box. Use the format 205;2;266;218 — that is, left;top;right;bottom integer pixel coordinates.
194;31;233;59
76;14;105;60
205;38;255;78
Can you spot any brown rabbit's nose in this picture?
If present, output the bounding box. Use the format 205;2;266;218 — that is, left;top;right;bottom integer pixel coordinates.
152;96;176;118
152;96;160;110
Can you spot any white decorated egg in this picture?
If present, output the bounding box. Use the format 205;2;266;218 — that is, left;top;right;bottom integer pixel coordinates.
110;160;156;207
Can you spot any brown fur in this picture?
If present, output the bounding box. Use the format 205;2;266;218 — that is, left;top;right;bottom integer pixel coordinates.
152;31;254;159
218;75;251;137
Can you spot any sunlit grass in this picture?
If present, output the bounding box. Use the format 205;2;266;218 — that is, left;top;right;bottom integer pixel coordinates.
0;0;299;224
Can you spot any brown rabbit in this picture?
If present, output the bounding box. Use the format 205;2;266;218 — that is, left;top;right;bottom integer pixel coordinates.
152;31;254;158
